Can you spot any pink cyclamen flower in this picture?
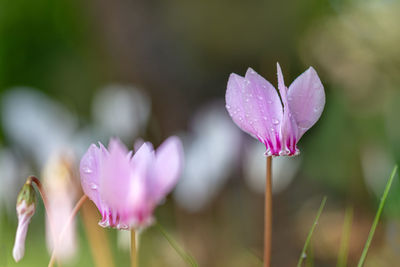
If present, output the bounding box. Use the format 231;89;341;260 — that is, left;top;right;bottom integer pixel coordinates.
225;63;325;156
80;136;183;230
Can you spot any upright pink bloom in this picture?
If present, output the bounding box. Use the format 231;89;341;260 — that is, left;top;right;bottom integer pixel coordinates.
225;63;325;156
80;136;183;230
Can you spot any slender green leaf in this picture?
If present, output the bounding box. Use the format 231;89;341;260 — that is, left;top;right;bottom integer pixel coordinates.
357;165;398;267
156;223;199;267
297;196;327;267
305;240;314;267
336;206;353;267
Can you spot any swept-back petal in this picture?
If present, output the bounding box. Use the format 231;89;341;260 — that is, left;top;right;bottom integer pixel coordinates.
288;67;325;140
128;142;154;205
226;73;256;137
80;142;107;210
151;136;183;203
226;69;282;154
99;138;133;213
277;63;299;155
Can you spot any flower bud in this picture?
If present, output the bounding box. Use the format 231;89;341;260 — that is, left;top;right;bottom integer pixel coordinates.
13;181;36;262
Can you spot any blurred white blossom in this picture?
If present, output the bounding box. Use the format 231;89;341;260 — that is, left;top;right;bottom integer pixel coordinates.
92;85;151;142
1;88;77;166
42;152;78;262
243;140;301;194
174;101;241;212
361;144;395;197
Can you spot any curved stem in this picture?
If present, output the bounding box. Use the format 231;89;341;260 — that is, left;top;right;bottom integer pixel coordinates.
264;156;272;267
28;176;62;267
28;176;51;221
131;230;137;267
48;195;88;267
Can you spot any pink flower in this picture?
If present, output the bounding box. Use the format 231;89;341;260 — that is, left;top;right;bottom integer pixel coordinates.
225;63;325;156
80;136;183;230
13;183;36;262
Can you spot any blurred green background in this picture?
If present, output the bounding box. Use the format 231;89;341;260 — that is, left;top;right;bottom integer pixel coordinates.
1;0;400;266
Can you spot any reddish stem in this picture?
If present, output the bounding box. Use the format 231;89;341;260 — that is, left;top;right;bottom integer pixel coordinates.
264;156;272;267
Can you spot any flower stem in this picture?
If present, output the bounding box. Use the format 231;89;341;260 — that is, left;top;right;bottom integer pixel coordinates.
357;165;398;267
27;176;62;266
48;194;88;267
28;176;51;221
264;156;272;267
131;230;137;267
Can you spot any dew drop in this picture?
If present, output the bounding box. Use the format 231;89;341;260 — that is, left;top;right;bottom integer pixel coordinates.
90;183;98;190
83;166;93;174
272;119;280;125
263;116;267;120
258;96;263;100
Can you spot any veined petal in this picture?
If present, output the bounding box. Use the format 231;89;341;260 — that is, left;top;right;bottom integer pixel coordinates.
99;138;132;213
151;136;183;203
80;142;107;210
226;73;256;138
288;67;325;140
226;69;283;154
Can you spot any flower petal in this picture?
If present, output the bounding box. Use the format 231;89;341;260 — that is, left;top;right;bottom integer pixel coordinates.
277;63;299;155
288;67;325;140
150;136;183;203
226;69;282;154
80;142;107;210
99;138;133;213
128;142;154;206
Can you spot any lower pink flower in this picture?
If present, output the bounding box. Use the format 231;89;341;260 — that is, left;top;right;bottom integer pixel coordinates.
80;137;183;230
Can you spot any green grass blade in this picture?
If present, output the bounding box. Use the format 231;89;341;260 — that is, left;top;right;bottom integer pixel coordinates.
156;223;199;267
336;206;353;267
297;196;327;267
305;240;314;267
357;165;398;267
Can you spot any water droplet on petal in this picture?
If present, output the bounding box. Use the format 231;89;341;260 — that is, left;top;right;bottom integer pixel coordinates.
267;100;273;104
83;166;93;174
258;96;263;100
90;183;98;190
272;119;280;125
